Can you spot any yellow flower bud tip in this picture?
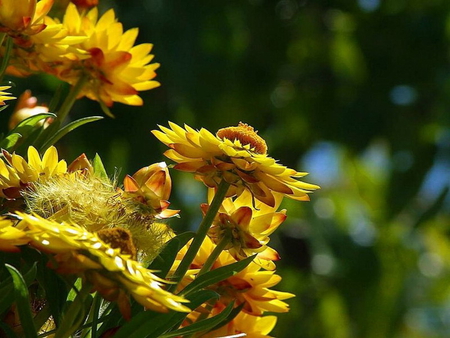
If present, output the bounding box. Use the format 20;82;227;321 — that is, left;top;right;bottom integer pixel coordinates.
96;228;137;259
216;122;268;155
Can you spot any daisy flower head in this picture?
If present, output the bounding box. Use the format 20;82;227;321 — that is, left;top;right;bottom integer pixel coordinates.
0;146;67;199
203;189;286;270
53;4;160;108
152;122;319;207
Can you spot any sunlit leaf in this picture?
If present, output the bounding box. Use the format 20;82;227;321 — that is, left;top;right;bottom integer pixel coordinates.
180;255;254;296
5;264;37;338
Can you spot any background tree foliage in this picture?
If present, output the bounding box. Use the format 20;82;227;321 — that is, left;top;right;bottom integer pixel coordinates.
3;0;450;337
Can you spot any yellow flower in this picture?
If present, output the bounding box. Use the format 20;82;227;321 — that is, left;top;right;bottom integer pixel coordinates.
203;189;286;270
13;213;190;317
53;4;160;107
0;146;67;199
0;218;29;252
123;162;179;219
152;122;319;207
24;167;174;264
0;0;53;39
190;237;294;316
197;303;277;338
0;86;16;106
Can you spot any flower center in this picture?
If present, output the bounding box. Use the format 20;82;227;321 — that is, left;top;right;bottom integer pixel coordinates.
216;122;268;155
96;227;136;258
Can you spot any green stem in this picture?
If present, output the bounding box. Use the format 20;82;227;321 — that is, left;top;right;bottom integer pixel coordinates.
0;35;13;83
170;179;230;290
198;230;232;276
56;73;89;124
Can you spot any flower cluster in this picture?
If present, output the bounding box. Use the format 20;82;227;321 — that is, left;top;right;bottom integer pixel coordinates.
0;1;319;336
1;0;159;108
154;121;318;336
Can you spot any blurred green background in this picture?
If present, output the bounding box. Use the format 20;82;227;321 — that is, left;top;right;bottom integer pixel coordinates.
4;0;450;337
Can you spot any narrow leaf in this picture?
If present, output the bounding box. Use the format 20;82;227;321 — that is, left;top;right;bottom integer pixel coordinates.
10;113;56;136
0;133;21;150
0;262;37;315
41;116;103;150
5;264;38;338
54;282;93;338
48;83;67;113
113;290;219;338
160;302;235;338
149;232;195;278
181;255;254;296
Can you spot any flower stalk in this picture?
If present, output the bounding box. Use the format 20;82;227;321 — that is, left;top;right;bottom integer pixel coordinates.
197;228;232;277
56;73;89;124
171;179;230;288
0;36;13;82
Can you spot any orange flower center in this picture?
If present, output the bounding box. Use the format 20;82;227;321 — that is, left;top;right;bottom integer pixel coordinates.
96;227;137;258
216;122;268;155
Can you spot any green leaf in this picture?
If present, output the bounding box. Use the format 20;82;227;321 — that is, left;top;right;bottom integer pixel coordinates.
0;104;10;112
0;321;18;338
149;232;195;278
0;133;21;150
10;113;56;136
180;255;254;296
41;116;103;151
0;36;13;76
36;264;70;327
92;153;108;179
0;262;37;315
159;301;235;338
48;83;67;113
113;290;219;338
5;264;38;338
54;282;93;338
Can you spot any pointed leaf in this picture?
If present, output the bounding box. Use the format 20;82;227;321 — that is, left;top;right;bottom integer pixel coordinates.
181;255;254;296
113;290;219;338
48;83;67;113
54;282;93;338
0;262;37;315
160;302;235;338
41;116;103;150
149;232;195;278
5;264;37;338
0;133;21;150
10;113;56;137
92;153;108;179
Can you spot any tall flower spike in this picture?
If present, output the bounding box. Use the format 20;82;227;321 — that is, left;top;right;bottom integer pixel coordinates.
153;122;320;207
14;213;190;317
